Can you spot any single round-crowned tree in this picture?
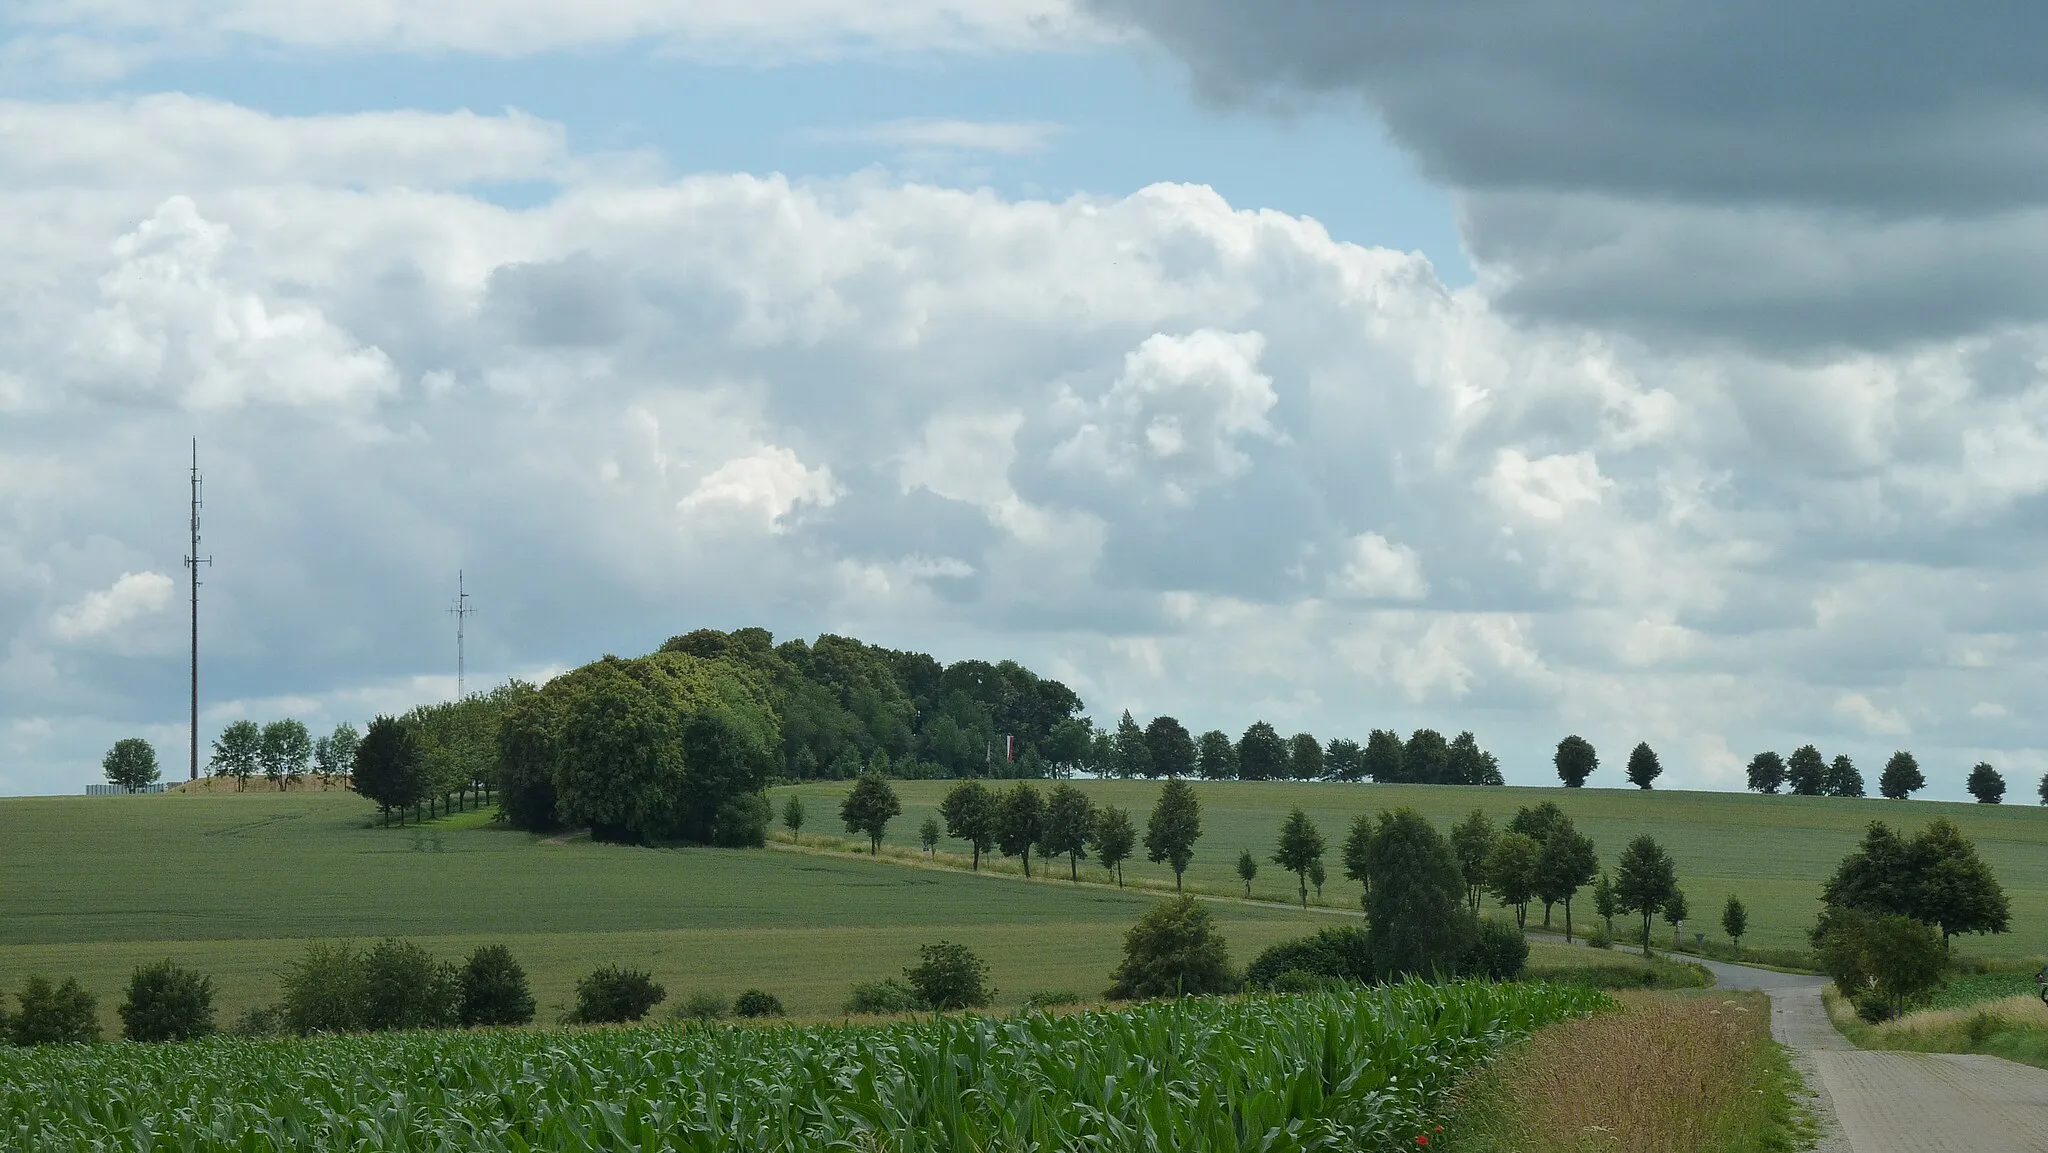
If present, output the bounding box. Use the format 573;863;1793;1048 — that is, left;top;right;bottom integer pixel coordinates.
352;715;426;825
1143;715;1197;779
1308;857;1326;900
939;779;999;869
781;794;806;838
1746;751;1786;794
1553;735;1597;788
840;771;902;854
1786;745;1827;796
11;976;99;1045
1361;729;1405;783
996;782;1045;877
1271;807;1326;908
1485;832;1541;930
1143;778;1202;891
1879;751;1925;800
1446;731;1503;786
918;815;942;857
209;719;262;791
904;941;994;1010
1813;907;1946;1020
1113;711;1153;779
1825;754;1865;798
1662;888;1690;947
259;719;312;791
1286;732;1323;781
1625;742;1662;789
1967;762;2006;804
1196;729;1239;780
1324;738;1367;782
1039;783;1094;879
1592;870;1618;934
1089;805;1136;887
1721;895;1748;957
1449;809;1497;915
1341;813;1378;901
568;965;665;1024
1403;729;1450;784
1106;896;1234;999
102;738;161;792
118;960;214;1042
1616;835;1678;957
1236;721;1288;781
1536;825;1599;942
1365;808;1475;978
1236;848;1258;897
458;944;536;1027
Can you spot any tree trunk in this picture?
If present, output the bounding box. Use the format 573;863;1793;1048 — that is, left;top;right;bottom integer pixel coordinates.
1298;874;1308;908
1174;868;1183;892
1070;854;1078;881
1022;847;1031;878
1642;913;1654;958
1563;897;1573;943
1543;902;1553;928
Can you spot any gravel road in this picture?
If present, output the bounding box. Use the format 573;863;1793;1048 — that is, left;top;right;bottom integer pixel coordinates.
1697;956;2048;1152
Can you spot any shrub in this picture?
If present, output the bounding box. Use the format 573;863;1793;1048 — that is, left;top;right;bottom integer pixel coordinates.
1020;990;1080;1010
360;939;460;1031
1460;918;1530;981
1583;923;1614;950
844;979;924;1015
281;940;371;1035
229;1006;284;1038
1106;896;1235;1000
733;989;784;1018
569;965;666;1024
674;991;730;1022
905;941;994;1011
118;961;216;1043
11;976;100;1046
457;945;536;1028
1266;970;1346;995
712;793;771;848
1243;926;1374;989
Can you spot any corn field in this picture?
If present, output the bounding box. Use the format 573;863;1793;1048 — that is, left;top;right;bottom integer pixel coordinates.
0;980;1606;1152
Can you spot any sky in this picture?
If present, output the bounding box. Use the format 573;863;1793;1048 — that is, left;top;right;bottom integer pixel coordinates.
3;1;2046;800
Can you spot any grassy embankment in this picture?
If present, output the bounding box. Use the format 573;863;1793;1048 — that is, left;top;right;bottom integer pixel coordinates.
1824;977;2048;1071
1441;991;1812;1153
776;777;2048;959
0;792;1331;1034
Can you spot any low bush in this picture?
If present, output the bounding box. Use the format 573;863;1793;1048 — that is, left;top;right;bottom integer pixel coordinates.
733;990;784;1018
1461;919;1529;981
118;960;215;1043
1525;958;1709;991
280;940;372;1035
457;944;536;1028
361;939;460;1031
906;942;994;1011
1020;990;1080;1010
1266;970;1347;995
1243;926;1373;989
1582;923;1614;950
568;966;666;1025
229;1006;284;1038
1107;896;1237;1000
845;979;924;1015
674;991;729;1022
10;977;100;1046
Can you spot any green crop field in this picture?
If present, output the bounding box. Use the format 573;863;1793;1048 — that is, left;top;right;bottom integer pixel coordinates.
0;792;1329;1034
778;779;2048;960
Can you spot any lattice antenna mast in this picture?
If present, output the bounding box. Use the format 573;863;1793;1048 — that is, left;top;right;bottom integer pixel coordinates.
183;440;212;781
448;571;476;699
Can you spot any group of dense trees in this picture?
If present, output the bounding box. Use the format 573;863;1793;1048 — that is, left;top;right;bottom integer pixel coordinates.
352;683;534;825
1549;736;1665;789
200;718;355;791
1812;818;2010;1019
1742;746;2030;804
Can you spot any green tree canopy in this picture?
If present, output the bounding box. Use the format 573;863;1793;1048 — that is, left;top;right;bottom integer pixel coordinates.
1144;778;1202;891
1040;782;1095;880
260;719;312;792
1197;729;1238;780
1536;825;1599;941
1625;742;1662;789
313;722;360;778
1402;729;1450;785
1361;729;1405;783
1113;711;1153;779
1721;895;1748;953
1746;750;1786;794
1485;832;1541;929
1508;801;1567;846
1143;715;1196;779
1324;738;1366;782
1089;805;1137;887
1271;807;1326;907
940;779;1000;868
1615;834;1678;957
996;782;1045;876
1879;751;1924;800
1662;888;1690;946
1106;896;1233;1000
1364;809;1473;978
1286;732;1323;781
1967;762;2005;803
352;715;426;824
1553;735;1597;787
102;738;160;792
1236;848;1257;897
1592;870;1617;932
1825;754;1865;798
209;720;261;790
1341;812;1377;896
1448;809;1496;915
1786;744;1826;795
1236;722;1287;781
1446;731;1504;786
840;772;902;854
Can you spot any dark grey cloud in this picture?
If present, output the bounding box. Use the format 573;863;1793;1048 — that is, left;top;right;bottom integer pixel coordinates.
1086;0;2048;349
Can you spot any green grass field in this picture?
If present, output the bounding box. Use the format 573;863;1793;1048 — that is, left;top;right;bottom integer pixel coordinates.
0;792;1328;1034
778;778;2048;960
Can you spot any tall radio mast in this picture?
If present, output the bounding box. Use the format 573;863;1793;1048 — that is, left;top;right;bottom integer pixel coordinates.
448;571;475;698
183;440;211;780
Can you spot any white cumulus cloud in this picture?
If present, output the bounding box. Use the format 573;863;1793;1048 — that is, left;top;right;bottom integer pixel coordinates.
50;572;173;641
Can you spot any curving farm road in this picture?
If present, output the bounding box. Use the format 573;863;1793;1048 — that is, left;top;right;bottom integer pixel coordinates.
1698;957;2048;1152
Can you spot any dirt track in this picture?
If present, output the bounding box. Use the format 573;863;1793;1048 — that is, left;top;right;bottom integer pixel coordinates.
1699;956;2048;1152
